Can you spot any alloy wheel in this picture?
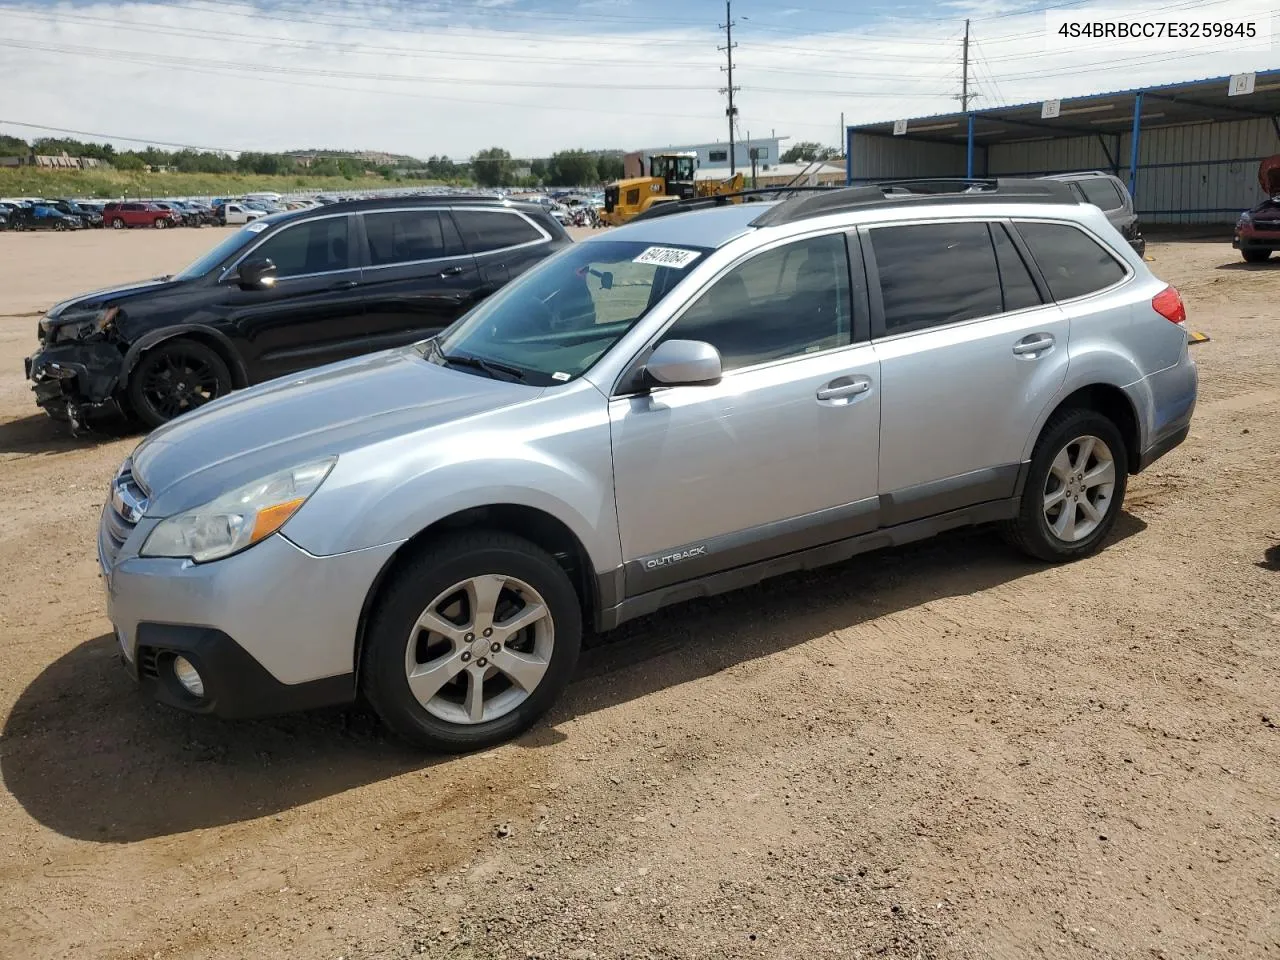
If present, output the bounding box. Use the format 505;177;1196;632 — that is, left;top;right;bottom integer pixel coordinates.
1043;434;1116;543
137;349;223;420
404;574;554;725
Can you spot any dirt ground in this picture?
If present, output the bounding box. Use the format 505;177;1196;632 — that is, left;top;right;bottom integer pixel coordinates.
0;227;1276;960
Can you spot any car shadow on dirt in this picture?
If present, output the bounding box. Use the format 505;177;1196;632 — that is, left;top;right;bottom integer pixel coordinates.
2;514;1147;843
0;413;132;456
1214;260;1279;271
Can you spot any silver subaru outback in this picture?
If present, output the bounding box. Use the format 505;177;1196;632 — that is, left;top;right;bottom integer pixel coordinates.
99;179;1197;752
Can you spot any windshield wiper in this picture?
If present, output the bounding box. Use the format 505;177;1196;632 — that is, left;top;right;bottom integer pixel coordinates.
434;345;527;383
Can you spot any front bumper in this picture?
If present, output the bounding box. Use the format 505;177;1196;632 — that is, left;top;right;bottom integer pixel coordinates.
101;516;402;719
1233;225;1280;250
25;341;125;423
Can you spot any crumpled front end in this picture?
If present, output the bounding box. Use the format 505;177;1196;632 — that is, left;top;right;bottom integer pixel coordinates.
25;333;126;429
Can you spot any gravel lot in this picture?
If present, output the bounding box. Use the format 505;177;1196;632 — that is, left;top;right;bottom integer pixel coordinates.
0;228;1277;960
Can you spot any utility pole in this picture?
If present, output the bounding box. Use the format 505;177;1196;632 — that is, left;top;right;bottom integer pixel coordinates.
719;0;739;175
960;18;971;112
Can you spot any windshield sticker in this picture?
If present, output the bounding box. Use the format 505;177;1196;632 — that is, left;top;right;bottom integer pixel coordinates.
246;221;270;233
633;246;700;269
551;371;571;382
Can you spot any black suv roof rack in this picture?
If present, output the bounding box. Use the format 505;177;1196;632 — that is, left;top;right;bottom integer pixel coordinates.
625;178;1077;227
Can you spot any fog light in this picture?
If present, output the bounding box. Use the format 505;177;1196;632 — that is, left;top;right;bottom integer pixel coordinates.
172;656;205;698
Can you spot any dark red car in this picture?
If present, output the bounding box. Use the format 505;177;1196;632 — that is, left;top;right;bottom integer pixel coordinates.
102;202;183;230
1233;155;1280;263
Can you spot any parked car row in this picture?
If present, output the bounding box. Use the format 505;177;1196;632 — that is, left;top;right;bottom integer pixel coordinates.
0;198;102;231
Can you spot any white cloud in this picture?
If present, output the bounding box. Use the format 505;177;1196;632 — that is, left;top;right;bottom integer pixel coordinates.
0;0;1271;159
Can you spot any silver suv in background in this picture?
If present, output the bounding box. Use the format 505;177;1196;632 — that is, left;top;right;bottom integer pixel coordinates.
98;179;1196;752
1043;171;1145;257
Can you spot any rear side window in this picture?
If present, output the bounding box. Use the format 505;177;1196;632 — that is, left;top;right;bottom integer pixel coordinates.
452;210;544;253
1015;221;1126;301
1078;177;1124;211
251;216;350;279
870;222;1001;334
363;211;464;266
991;224;1042;312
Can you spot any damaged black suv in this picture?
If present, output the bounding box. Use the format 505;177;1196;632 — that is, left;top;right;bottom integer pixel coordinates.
25;196;570;429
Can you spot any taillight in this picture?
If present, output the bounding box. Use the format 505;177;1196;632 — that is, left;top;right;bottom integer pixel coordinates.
1152;285;1186;325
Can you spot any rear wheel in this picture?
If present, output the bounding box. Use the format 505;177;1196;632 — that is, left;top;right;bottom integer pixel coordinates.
126;339;232;427
360;532;582;753
1003;408;1128;563
1242;248;1272;263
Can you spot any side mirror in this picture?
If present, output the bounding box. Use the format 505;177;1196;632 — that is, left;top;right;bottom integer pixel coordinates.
238;258;278;290
643;339;722;388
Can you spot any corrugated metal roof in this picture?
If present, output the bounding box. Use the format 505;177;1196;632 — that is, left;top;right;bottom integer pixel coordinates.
848;69;1280;147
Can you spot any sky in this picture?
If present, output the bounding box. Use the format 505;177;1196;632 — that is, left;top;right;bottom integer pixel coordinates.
0;0;1275;160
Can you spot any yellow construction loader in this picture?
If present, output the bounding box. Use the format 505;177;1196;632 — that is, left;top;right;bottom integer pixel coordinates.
599;152;744;226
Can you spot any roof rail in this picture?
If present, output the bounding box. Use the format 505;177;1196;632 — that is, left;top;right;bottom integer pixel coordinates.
624;178;1077;227
748;178;1078;227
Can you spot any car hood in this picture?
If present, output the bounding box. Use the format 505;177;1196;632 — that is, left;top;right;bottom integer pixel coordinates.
132;346;541;516
46;276;188;318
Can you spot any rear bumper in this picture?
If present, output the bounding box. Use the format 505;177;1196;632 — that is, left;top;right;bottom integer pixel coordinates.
1131;355;1197;472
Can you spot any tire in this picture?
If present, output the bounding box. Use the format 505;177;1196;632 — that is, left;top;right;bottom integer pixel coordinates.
154;218;167;229
361;531;583;753
1242;248;1272;263
1002;407;1128;563
112;217;125;229
125;339;233;428
54;220;66;231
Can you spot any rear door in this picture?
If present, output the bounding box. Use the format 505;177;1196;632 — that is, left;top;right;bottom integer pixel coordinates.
218;213;367;381
451;207;555;291
356;208;480;344
866;219;1069;523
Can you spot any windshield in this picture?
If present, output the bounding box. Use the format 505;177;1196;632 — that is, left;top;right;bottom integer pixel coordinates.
425;239;709;386
172;223;264;280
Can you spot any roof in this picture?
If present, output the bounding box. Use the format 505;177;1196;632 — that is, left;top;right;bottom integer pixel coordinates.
847;69;1280;147
693;161;845;182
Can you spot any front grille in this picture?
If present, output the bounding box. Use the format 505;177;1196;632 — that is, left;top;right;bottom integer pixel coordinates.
1251;220;1280;233
102;462;149;563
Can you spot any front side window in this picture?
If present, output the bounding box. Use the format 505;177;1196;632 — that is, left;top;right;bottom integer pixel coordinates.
870;221;1001;334
1079;177;1124;211
364;211;464;266
429;240;706;385
659;233;852;372
452;209;543;254
250;216;350;279
1016;220;1127;301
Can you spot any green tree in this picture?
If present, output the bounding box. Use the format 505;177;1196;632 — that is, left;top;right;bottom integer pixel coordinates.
472;147;512;187
549;149;598;186
0;134;29;156
113;152;145;171
529;158;548;182
779;141;839;163
596;153;624;181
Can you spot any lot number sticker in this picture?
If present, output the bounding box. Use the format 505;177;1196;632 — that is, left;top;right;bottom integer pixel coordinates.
633;246;701;269
246;221;270;233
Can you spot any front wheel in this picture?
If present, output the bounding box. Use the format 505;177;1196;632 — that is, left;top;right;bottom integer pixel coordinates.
112;217;125;229
1242;248;1272;263
125;339;232;427
361;532;582;752
154;217;167;229
1003;408;1128;563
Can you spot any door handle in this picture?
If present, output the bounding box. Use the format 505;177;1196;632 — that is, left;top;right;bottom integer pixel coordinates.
439;265;465;278
329;279;358;290
1012;334;1055;356
816;378;871;402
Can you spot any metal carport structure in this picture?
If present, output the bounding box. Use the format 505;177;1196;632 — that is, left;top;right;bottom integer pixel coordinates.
845;70;1280;223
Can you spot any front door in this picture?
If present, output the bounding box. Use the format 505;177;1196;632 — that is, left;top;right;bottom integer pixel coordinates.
610;232;881;597
356;209;482;347
865;219;1069;524
222;213;368;381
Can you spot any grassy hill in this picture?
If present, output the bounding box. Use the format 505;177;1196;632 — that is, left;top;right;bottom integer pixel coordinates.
0;167;443;199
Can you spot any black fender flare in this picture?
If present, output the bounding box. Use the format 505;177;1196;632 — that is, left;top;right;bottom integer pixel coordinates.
120;325;249;389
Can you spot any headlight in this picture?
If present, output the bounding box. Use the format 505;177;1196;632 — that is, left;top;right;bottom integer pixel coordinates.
141;458;335;563
1238;212;1252;226
48;306;118;343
